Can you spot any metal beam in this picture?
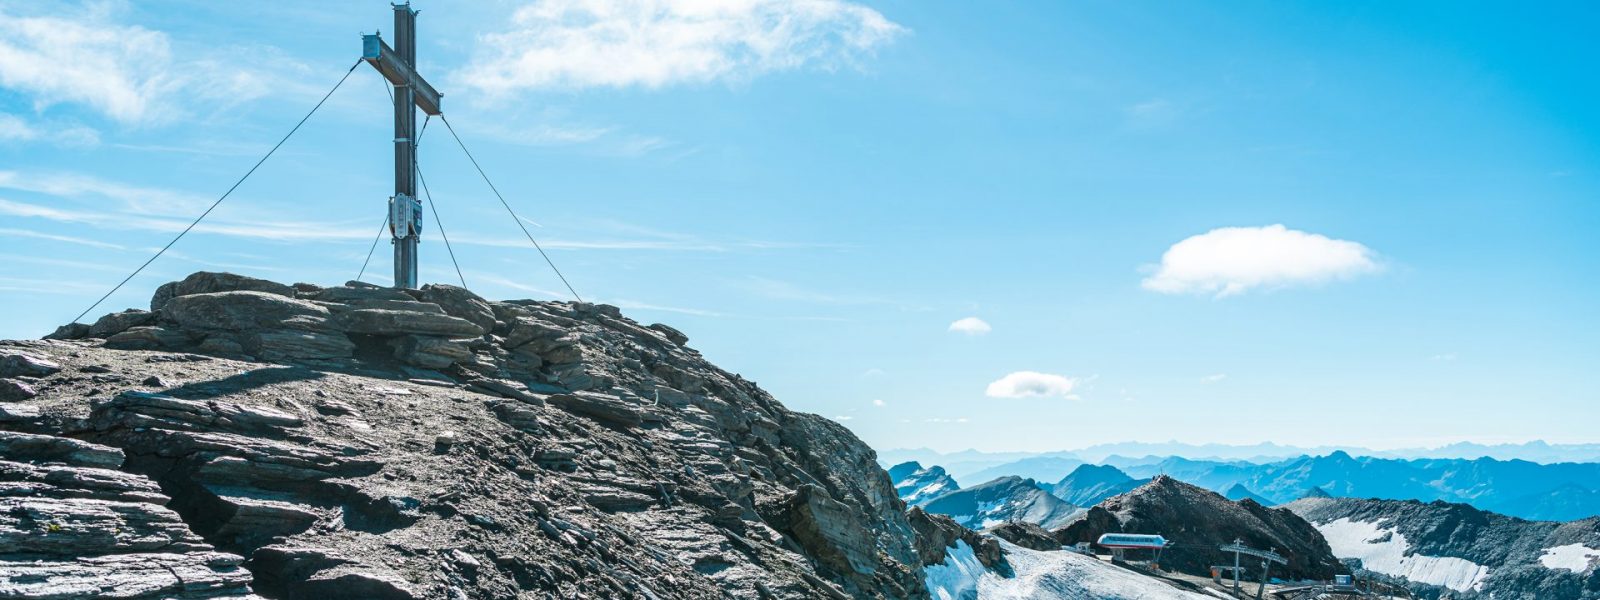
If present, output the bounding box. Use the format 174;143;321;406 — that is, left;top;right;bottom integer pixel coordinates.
362;34;442;115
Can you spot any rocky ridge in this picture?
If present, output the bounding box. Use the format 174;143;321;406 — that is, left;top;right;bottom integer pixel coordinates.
1053;475;1345;580
2;272;928;599
1287;496;1600;599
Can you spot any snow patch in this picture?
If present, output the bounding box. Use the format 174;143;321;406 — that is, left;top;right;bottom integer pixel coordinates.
1316;518;1490;592
1538;543;1600;573
926;539;1213;599
925;540;985;600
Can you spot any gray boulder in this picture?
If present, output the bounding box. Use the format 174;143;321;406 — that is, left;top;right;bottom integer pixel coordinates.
103;326;189;351
649;323;689;346
43;323;91;340
391;335;473;369
335;309;486;338
0;351;61;377
248;329;356;361
502;317;566;348
162;291;331;332
0;378;38;402
420;284;497;332
151;271;295;311
88;309;157;338
311;286;416;304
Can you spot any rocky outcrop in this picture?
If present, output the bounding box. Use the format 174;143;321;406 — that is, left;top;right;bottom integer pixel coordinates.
0;430;256;598
907;507;1006;573
986;521;1059;552
8;271;929;599
1052;475;1344;580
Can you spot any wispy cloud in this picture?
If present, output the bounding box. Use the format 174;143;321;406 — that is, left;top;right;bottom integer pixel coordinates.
0;112;99;146
1125;98;1180;129
455;0;906;96
0;227;124;249
0;275;109;294
0;197;372;242
1200;373;1227;383
1431;353;1458;362
1142;224;1381;298
0;170;211;216
737;276;889;305
0;253;124;272
605;298;724;317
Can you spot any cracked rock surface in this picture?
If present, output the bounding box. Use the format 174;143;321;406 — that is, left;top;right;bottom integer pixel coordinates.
4;271;926;599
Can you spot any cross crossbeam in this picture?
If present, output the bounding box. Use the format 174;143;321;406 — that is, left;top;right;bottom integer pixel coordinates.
361;35;442;115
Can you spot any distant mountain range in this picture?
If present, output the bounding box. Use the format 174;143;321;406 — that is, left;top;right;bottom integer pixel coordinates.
890;449;1600;522
1116;452;1600;521
880;440;1600;480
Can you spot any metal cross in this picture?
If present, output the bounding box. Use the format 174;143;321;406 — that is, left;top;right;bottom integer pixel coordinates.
362;3;442;289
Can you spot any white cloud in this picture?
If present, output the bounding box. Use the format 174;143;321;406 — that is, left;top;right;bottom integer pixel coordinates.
1431;353;1457;362
923;417;970;423
947;316;991;335
860;368;884;378
872;399;885;407
0;5;310;125
1200;373;1227;384
1141;224;1381;298
455;0;905;96
985;371;1078;399
832;415;854;421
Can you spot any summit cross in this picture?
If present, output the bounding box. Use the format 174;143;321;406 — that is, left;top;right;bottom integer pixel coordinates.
362;3;443;289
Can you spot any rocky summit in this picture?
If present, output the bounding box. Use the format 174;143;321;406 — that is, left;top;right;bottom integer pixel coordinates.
1052;475;1345;581
1;271;929;599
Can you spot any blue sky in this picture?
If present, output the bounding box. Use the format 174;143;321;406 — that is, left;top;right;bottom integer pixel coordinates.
1;1;1596;452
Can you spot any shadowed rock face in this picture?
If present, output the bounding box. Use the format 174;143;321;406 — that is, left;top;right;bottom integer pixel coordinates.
1052;475;1345;581
9;271;928;599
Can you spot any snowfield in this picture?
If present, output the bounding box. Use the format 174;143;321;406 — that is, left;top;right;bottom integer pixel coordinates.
1538;543;1600;573
925;540;986;600
1317;518;1490;592
926;539;1212;600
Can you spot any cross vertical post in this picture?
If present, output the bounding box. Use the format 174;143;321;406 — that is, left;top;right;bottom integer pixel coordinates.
363;3;442;289
391;3;419;289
